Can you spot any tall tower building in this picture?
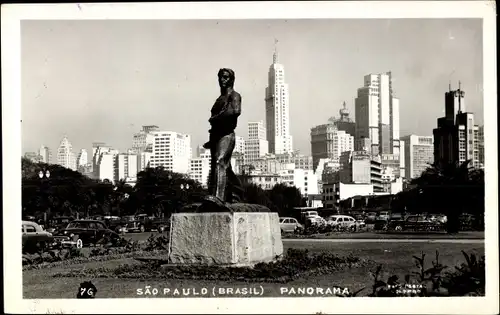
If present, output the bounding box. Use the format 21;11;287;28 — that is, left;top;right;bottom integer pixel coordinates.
38;145;52;164
433;83;480;168
245;121;269;163
265;44;293;154
355;72;400;157
56;136;77;171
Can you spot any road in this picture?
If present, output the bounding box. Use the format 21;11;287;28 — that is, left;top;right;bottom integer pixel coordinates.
283;238;483;244
122;232;484;244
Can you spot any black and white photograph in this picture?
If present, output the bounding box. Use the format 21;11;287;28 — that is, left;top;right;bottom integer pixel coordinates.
2;1;498;314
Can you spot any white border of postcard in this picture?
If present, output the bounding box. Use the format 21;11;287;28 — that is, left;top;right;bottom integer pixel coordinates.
2;1;498;314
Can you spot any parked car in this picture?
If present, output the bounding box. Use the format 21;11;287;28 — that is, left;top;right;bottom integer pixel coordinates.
365;212;377;223
301;211;319;223
376;211;391;221
52;220;121;248
326;215;363;230
386;215;443;232
46;216;75;233
279;217;304;233
22;220;54;252
134;214;170;233
436;214;448;224
121;220;145;233
305;215;327;227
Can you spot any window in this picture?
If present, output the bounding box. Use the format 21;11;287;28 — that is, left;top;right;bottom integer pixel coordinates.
25;225;36;233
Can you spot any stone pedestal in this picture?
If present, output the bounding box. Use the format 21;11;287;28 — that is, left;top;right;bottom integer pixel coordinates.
168;211;283;265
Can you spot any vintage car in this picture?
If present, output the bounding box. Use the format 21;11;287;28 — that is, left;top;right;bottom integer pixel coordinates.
46;216;75;233
52;219;121;248
279;217;304;233
386;215;443;232
22;220;54;252
326;215;365;230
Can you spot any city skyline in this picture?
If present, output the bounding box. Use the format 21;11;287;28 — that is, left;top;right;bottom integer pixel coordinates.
21;19;483;157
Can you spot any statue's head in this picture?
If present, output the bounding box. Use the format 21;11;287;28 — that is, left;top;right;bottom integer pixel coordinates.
218;68;235;89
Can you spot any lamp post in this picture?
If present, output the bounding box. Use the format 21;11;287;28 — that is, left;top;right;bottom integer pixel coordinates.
38;169;51;226
180;183;190;207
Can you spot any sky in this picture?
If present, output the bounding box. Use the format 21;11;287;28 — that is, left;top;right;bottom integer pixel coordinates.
21;18;483;157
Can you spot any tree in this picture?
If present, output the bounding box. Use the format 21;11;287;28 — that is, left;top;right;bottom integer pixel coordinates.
132;167;206;217
268;184;304;217
241;183;275;210
404;160;484;233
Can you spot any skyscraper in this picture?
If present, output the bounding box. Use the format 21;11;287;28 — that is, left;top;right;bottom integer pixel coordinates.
57;136;77;171
355;72;400;157
265;46;293;154
433;84;480;168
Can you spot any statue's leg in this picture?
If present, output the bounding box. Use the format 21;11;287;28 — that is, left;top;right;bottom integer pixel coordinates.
207;146;216;195
214;133;235;202
227;165;243;202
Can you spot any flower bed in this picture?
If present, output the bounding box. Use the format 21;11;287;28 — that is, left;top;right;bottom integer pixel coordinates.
52;248;373;283
22;235;169;270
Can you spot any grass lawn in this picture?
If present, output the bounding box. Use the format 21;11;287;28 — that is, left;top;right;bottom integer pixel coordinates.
23;241;484;298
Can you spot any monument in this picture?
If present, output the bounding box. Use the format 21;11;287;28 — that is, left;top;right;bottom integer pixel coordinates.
167;68;283;266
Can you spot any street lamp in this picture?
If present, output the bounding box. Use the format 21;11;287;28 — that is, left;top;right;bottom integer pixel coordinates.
38;169;51;225
180;183;190;207
39;170;50;179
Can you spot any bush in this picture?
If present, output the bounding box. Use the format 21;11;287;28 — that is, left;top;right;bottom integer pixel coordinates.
144;234;169;251
54;248;368;283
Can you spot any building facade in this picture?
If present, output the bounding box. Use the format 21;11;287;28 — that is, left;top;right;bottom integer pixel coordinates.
278;166;318;197
327;101;356;137
311;123;354;171
116;153;138;182
235;136;246;155
245;121;269;163
275;152;313;170
355;72;400;157
400;135;434;179
56;136;77;171
433;85;480;168
265;51;293;154
38;145;52;164
149;131;192;174
132;125;158;153
477;125;484;168
77;149;88;167
339;151;383;192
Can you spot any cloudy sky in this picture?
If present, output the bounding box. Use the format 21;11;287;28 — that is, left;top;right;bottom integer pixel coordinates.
21;18;483;156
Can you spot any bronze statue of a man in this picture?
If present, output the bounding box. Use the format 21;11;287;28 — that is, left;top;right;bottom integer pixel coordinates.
203;68;244;207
